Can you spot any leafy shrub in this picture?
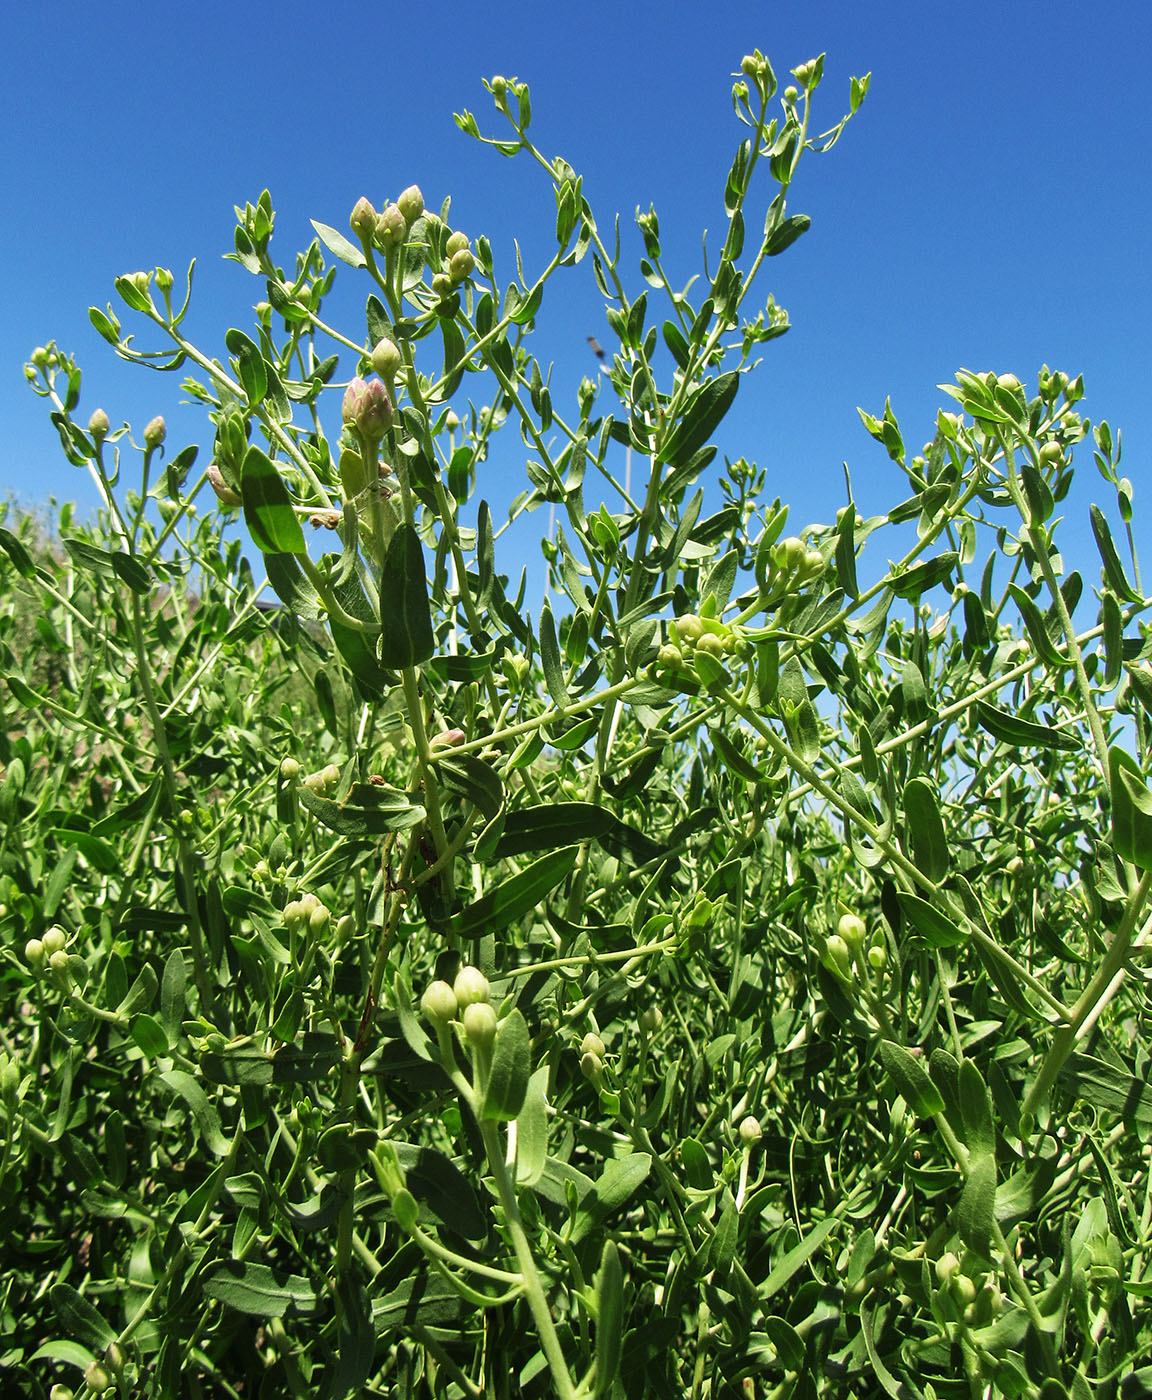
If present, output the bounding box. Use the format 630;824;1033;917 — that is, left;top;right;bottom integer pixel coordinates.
4;46;1152;1399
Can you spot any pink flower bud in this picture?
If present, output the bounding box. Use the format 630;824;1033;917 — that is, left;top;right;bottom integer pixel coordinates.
341;377;393;442
349;197;378;241
207;463;242;507
396;185;424;224
376;204;406;248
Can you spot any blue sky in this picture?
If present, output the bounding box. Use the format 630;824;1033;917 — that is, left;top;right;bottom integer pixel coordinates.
4;1;1149;594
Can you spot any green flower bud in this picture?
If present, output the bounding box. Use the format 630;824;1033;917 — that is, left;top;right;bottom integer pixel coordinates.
349;196;378;241
463;1000;498;1051
143;416;166;449
370;336;403;379
996;373;1021;392
206;463;242;507
639;1006;663;1034
334;915;354;946
88;407;110;442
42;927;67;956
50;1385;74;1400
952;1274;977;1307
421;979;458;1027
321;763;342;792
309;904;330;936
935;1251;960;1285
580;1032;606;1059
454;965;490;1008
656;644;683;670
49;949;71;981
675;613;703;645
431;272;454;300
372;1141;407;1197
392;1186;419;1230
448;248;476;283
84;1367;112;1397
489;75;508;101
773;536;807;575
1;1056;20;1101
103;1342;126;1377
696;632;726;658
445;231;470;259
822;934;853;980
24;938;45;968
280;757;301;781
741;55;760;78
837;913;867;950
801;549;825;581
739;1116;763;1145
1038;441;1063;467
375;203;406;248
342;377;394;443
580;1050;603;1082
867;943;888;970
428;728;467;751
396;185;424;224
783;85;799;102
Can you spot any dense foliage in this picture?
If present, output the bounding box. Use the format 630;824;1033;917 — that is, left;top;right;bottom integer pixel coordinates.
4;46;1152;1400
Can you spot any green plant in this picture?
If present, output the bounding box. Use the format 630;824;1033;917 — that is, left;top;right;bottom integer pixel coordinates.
5;44;1152;1399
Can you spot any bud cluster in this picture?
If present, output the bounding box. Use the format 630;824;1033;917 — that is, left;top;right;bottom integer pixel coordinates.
933;1252;1002;1328
349;185;428;257
650;611;752;686
342;376;394;446
821;912;887;985
765;536;825;598
302;762;342;797
283;892;331;939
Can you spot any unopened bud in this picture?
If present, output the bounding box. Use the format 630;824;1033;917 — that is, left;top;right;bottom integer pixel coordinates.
376;203;406;248
448;248;476;283
42;927;67;956
783;85;799;102
639;1006;663;1034
580;1051;603;1082
823;934;853;980
580;1032;606;1059
445;231;470;259
280;757;301;781
207;463;242;507
25;938;45;968
308;904;330;936
428;728;466;751
837;913;867;950
463;1000;498;1051
421;979;459;1027
342;377;393;443
370;336;403;379
453;965;490;1008
143;416;166;449
88;408;110;442
739;1116;763;1145
349;196;377;241
396;185;424;224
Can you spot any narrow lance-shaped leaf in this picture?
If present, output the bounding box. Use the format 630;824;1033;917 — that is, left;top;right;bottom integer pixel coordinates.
1109;746;1152;871
878;1040;944;1118
976;700;1080;752
903;777;949;883
481;1008;531;1120
379;522;434;667
1090;503;1141;603
538;599;569;707
659;370;740;470
449;845;579;937
225;328;267;406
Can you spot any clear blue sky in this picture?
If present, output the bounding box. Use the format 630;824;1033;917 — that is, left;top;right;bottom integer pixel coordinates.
4;1;1149;591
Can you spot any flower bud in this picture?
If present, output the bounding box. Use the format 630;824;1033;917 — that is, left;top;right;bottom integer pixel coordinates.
822;934;853;980
741;55;760;78
24;938;45;968
935;1251;960;1285
639;1006;663;1034
675;614;703;645
349;196;377;241
421;979;459;1027
867;943;888;970
309;904;330;936
454;965;490;1008
143;416;166;449
837;913;867;950
207;463;242;507
334;914;354;946
392;1187;419;1230
445;231;470;260
342;377;393;443
428;728;466;751
280;757;301;781
463;1000;498;1051
580;1051;603;1083
370;336;403;379
321;763;342;791
376;203;406;248
88;407;110;442
448;248;476;283
739;1116;763;1145
1038;441;1063;467
42;927;67;956
580;1032;606;1060
84;1365;112;1396
431;272;454;300
783;85;799;102
49;949;71;981
996;373;1021;392
49;1385;74;1400
396;185;424;224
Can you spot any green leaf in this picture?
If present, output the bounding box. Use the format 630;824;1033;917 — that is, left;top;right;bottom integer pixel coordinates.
895;890;968;948
379;523;434;667
1109;747;1152;870
111;550;153;594
311;218;367;269
957;1151;997;1261
571;1153;652;1243
393;1142;487;1238
659;371;740;470
593;1240;624;1399
958;1058;995;1157
976;700;1080;752
225;328;268;405
1008;583;1067;668
201;1260;322;1316
1090;503;1141;603
482;1008;531;1120
50;1284;117;1353
297;782;424;836
0;526;37;577
131;1013;170;1056
539;600;569;707
158;1070;229;1155
516;1066;550;1186
762;1316;805;1372
242;446;306;554
889;552;957;600
760;1214;837;1301
878;1040;944;1118
903;777;948;883
764;212;810;256
449;845;578;937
